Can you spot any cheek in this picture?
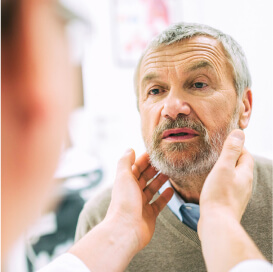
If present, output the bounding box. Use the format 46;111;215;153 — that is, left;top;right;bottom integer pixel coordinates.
192;95;236;131
140;110;151;142
140;103;162;141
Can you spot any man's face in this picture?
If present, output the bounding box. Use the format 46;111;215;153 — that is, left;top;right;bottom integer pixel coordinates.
138;36;239;181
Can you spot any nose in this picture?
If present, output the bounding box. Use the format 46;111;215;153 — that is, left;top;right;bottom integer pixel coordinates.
161;90;191;120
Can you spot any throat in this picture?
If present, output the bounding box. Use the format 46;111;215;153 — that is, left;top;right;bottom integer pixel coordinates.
169;173;209;204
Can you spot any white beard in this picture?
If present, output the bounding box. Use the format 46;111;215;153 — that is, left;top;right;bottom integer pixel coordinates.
146;109;240;183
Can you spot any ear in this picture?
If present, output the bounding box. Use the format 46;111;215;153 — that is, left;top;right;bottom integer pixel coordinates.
239;88;252;129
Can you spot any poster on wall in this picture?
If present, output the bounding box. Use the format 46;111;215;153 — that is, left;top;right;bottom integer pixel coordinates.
112;0;183;66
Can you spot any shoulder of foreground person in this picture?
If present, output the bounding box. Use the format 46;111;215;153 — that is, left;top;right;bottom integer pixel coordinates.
230;259;273;272
37;253;90;272
75;187;112;241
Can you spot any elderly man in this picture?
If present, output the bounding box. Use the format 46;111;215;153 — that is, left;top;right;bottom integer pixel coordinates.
75;22;272;271
2;0;271;269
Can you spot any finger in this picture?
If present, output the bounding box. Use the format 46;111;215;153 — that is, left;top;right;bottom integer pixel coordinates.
236;148;254;170
132;152;150;179
143;173;169;203
217;129;245;168
236;148;254;184
138;165;158;190
116;149;136;179
151;188;174;217
236;150;254;211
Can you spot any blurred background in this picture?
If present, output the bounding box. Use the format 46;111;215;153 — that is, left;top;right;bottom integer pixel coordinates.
5;0;273;271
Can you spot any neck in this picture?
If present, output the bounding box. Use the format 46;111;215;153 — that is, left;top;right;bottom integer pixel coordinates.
169;172;209;204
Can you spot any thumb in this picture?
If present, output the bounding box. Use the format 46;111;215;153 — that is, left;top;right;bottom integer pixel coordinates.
218;129;245;167
116;148;136;174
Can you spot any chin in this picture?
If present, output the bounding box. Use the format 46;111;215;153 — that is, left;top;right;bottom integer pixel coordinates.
149;148;218;179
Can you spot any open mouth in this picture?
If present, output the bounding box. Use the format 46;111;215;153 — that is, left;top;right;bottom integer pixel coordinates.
162;128;199;141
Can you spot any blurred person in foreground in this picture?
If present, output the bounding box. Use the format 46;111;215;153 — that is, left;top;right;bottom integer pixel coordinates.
1;1;272;272
1;1;173;271
75;22;273;271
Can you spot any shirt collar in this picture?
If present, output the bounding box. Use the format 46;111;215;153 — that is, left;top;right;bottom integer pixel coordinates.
159;180;185;221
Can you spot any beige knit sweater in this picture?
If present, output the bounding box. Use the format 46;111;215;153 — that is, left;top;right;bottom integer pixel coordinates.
75;156;272;272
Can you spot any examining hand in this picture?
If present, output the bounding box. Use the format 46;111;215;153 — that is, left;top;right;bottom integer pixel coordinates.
69;149;173;272
105;148;174;251
199;129;254;224
197;130;264;272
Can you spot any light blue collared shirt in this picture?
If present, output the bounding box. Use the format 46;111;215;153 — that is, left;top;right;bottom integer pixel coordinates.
159;180;186;221
159;180;200;224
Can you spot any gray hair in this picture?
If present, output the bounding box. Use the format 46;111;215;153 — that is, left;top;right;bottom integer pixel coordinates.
134;22;251;105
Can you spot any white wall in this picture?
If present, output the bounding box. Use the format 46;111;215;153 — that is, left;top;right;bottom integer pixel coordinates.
69;0;273;189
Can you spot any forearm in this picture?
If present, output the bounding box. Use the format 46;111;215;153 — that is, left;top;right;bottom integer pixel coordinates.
199;210;265;272
69;218;139;272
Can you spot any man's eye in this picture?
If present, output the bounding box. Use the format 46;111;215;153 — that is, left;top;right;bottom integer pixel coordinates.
148;88;161;95
193;82;208;88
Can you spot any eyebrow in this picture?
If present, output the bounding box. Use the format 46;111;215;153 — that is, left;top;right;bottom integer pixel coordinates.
140;61;216;89
141;73;160;89
184;61;215;73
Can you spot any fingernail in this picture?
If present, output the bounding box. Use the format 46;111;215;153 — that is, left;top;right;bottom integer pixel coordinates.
230;130;244;141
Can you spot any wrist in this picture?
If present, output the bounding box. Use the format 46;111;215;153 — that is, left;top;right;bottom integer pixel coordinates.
69;217;139;272
198;206;239;241
102;216;140;255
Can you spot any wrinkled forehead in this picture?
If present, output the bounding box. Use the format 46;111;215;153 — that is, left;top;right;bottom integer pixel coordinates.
139;36;231;83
